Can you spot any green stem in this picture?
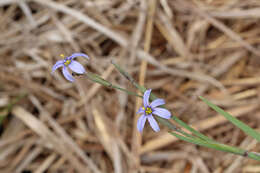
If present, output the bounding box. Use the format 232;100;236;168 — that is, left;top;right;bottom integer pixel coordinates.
111;60;260;161
171;116;216;143
80;61;260;161
155;115;198;139
170;131;260;161
111;60;145;92
85;67;192;139
111;60;192;137
84;72;142;98
112;60;212;140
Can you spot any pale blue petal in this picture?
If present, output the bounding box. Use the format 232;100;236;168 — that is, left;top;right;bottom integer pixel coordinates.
62;66;74;82
137;115;147;132
153;107;171;119
68;60;85;74
69;53;89;60
137;107;144;114
150;99;165;108
147;115;160;132
143;89;152;107
52;60;64;73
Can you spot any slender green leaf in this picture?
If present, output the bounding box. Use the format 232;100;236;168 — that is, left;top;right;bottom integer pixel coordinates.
85;72;142;98
170;131;260;161
171;116;216;143
200;96;260;142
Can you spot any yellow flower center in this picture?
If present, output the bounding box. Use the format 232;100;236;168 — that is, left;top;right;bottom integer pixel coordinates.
64;59;71;66
143;107;152;115
60;54;71;66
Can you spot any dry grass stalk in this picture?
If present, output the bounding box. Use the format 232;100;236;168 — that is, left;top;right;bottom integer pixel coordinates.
1;0;260;172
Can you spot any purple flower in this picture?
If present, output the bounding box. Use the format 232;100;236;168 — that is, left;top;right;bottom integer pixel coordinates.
52;53;89;82
137;89;171;132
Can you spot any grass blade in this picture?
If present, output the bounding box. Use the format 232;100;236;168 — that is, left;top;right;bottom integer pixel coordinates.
169;131;260;161
171;116;216;142
200;96;260;142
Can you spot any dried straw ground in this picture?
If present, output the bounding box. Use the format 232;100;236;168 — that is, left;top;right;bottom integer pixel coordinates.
0;0;260;172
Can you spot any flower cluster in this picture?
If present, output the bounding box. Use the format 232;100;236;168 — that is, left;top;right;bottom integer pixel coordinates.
51;53;260;162
52;54;171;133
52;53;89;82
137;89;171;132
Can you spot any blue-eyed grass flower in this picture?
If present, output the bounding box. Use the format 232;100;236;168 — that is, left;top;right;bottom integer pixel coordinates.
137;89;171;132
52;53;89;82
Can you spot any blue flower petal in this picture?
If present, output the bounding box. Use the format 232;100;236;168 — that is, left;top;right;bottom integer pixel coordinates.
153;107;171;119
69;53;89;60
62;66;74;82
68;60;85;74
137;107;144;114
52;60;64;73
147;115;160;132
143;89;151;107
137;115;147;132
150;99;165;108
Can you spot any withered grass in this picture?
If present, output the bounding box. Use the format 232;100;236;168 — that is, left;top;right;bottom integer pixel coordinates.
0;0;260;172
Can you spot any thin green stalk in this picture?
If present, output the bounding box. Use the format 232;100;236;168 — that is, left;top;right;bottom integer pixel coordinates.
171;116;216;143
170;131;260;161
84;71;188;138
154;116;178;131
155;112;201;140
200;96;260;142
83;70;180;135
249;152;260;161
84;71;200;140
111;60;146;92
84;72;142;98
111;60;260;161
80;61;260;161
112;60;213;141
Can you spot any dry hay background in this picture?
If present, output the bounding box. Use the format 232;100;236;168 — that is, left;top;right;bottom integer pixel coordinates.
0;0;260;172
